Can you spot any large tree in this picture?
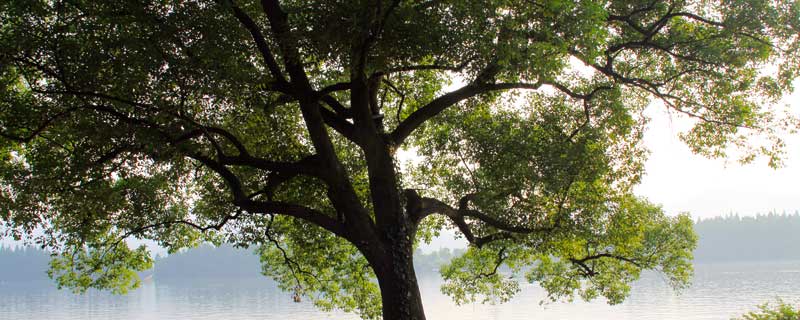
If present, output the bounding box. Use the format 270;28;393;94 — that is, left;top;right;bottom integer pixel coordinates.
1;0;798;319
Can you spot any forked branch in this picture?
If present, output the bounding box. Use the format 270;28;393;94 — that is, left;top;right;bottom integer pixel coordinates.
416;193;554;248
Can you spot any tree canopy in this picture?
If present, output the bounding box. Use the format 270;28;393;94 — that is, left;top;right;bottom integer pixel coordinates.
1;0;798;319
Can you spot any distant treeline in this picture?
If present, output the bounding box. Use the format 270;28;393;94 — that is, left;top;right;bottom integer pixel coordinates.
693;212;800;262
3;213;800;281
0;244;464;281
153;245;466;278
0;245;51;281
151;244;263;279
414;248;465;273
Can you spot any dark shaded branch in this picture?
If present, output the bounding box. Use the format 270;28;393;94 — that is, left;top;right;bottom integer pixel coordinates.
29;62;345;182
91;145;135;166
569;258;597;276
351;0;400;81
0;106;79;143
391;81;543;145
569;252;643;276
259;1;368;223
43;103;343;237
226;1;286;82
52;95;321;179
541;81;615;141
606;0;668;36
319;108;358;142
573;252;642;267
564;45;757;131
380;78;407;123
248;166;307;202
478;247;507;278
374;0;402;44
260;0;311;86
318;82;352;96
219;152;321;177
247;200;348;238
189;152;347;238
264;214;327;289
320;95;353;119
418;194;554;248
24;60;322;176
376;59;473;76
100;209;247;260
122;210;245;240
471;233;518;248
591;61;755;129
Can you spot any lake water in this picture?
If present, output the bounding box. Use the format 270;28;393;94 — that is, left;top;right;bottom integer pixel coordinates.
2;260;799;320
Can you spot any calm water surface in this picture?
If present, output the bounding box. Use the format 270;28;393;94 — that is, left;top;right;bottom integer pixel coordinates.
2;260;799;320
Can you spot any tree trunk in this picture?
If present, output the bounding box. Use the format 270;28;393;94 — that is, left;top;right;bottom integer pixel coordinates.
373;239;427;320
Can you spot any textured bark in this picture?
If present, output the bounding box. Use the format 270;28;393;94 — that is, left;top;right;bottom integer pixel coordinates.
372;226;427;320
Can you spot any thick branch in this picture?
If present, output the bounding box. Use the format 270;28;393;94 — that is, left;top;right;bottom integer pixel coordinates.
318;82;352;96
189;153;346;237
319;107;358;142
227;1;286;82
33;89;321;180
418;195;553;248
48;103;341;236
260;0;311;87
569;252;643;276
192;0;374;232
320;95;353;119
390;81;543;145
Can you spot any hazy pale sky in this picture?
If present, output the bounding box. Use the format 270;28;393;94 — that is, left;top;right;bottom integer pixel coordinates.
635;90;800;220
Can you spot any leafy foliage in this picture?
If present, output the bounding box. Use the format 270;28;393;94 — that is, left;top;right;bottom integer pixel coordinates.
256;216;383;319
734;300;800;320
1;0;798;318
48;240;153;295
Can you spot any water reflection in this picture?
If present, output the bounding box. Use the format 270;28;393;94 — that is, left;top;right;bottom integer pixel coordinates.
1;261;799;320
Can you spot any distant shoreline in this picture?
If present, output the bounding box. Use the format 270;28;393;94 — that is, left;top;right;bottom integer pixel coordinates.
3;213;800;281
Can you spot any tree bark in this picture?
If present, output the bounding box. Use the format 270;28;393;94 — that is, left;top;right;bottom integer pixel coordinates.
372;233;427;320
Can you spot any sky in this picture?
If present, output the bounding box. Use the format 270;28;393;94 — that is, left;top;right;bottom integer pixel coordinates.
635;90;800;220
